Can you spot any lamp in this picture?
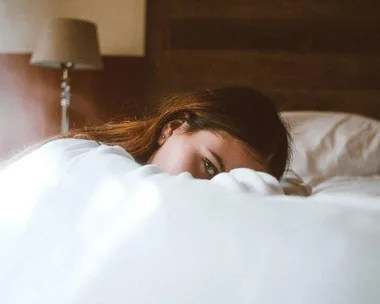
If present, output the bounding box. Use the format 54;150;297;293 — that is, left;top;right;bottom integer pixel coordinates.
31;18;103;134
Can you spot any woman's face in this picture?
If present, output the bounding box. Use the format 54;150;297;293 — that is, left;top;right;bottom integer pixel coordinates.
148;122;268;179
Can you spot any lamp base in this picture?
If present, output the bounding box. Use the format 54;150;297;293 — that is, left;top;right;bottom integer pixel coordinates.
60;62;74;134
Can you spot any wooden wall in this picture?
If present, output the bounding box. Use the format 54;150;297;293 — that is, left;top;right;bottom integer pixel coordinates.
146;0;380;119
0;54;145;158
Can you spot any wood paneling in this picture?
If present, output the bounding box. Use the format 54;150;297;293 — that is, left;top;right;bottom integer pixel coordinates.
267;89;380;118
145;0;170;105
146;0;380;121
0;54;145;158
73;56;146;124
165;51;380;90
170;19;380;52
171;0;380;19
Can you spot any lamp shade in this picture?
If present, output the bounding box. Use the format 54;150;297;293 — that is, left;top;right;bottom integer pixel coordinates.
30;18;103;70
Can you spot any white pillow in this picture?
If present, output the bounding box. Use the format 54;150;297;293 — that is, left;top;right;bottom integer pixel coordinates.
281;111;380;185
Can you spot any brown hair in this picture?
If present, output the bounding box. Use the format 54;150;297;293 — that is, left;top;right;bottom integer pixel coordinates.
63;87;291;179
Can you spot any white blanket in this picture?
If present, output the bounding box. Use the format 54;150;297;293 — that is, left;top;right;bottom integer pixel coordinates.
1;139;380;304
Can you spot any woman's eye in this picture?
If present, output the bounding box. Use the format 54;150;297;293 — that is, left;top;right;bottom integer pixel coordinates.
204;159;217;177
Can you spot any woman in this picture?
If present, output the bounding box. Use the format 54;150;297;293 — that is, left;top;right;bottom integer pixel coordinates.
62;86;291;180
0;86;294;302
0;87;291;203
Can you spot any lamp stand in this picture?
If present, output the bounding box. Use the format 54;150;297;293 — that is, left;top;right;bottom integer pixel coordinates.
60;62;74;134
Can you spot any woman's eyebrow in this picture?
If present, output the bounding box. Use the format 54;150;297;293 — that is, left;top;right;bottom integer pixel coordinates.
208;149;226;172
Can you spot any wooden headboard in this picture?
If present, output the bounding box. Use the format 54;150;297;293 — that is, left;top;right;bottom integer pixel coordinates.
146;0;380;120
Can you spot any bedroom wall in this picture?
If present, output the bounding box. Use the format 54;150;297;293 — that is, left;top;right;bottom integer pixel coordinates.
0;0;146;159
146;0;380;119
0;0;146;55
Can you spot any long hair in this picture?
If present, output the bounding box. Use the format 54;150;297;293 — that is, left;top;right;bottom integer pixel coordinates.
62;87;291;179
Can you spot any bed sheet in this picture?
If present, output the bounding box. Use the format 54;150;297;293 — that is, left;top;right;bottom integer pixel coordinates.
1;140;380;304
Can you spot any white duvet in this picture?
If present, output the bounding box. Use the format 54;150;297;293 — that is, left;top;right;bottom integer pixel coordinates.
1;139;380;304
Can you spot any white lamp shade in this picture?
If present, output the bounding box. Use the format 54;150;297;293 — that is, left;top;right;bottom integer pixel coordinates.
30;18;103;70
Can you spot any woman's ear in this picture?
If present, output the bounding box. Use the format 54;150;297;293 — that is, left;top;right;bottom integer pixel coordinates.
157;119;186;146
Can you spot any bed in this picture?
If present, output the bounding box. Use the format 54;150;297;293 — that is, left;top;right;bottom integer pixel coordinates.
0;112;379;303
1;0;379;300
